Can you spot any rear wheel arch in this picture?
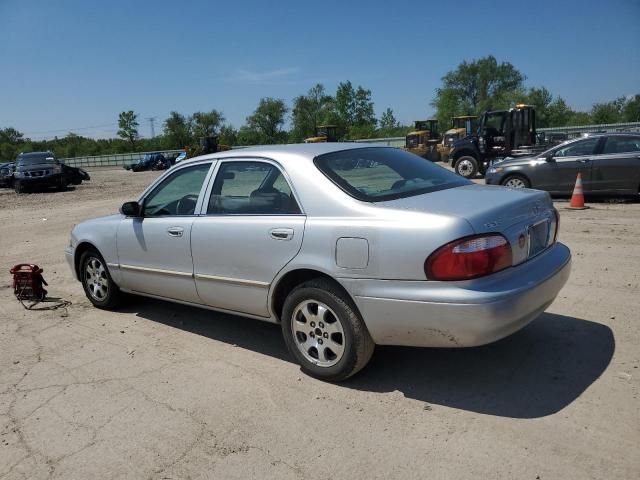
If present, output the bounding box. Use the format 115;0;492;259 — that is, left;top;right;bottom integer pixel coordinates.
270;268;357;322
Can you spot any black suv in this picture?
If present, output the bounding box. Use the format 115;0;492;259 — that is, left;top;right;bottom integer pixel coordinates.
13;152;90;193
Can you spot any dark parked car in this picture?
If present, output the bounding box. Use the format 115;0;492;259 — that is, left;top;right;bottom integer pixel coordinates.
124;153;169;172
0;162;15;187
13;152;90;193
485;134;640;196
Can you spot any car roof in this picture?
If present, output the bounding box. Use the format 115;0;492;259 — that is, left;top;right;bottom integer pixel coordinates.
188;142;385;163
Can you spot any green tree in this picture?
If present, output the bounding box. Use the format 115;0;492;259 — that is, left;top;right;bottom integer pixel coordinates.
218;124;238;146
290;83;334;142
545;97;575;127
335;81;356;127
623;95;640;122
519;86;576;128
334;81;377;138
354;86;376;126
0;127;24;144
245;98;288;144
432;56;525;124
379;108;398;130
591;98;625;124
191;109;225;139
117;111;139;149
163;111;192;148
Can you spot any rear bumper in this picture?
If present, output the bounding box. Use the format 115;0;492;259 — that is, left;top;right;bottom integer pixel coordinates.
340;242;571;347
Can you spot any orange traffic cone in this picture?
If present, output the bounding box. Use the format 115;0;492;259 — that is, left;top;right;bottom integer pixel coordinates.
567;173;589;210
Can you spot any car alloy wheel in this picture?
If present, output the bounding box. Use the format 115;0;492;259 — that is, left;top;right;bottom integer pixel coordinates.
290;299;346;367
504;177;526;188
84;256;109;302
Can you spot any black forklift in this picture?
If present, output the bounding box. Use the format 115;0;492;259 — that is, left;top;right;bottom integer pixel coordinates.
448;104;544;178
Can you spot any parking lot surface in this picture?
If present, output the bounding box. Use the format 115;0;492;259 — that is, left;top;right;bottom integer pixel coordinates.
0;168;638;479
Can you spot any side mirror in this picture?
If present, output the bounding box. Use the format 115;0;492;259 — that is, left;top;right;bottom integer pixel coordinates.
120;201;142;217
545;154;555;162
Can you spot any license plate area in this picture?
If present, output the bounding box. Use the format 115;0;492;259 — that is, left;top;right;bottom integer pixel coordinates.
527;219;550;258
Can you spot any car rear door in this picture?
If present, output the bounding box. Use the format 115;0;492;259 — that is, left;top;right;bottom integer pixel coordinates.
546;137;601;194
590;136;640;194
116;161;214;303
191;159;305;317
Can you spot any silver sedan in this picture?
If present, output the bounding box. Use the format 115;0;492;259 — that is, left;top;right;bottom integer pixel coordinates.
65;144;571;381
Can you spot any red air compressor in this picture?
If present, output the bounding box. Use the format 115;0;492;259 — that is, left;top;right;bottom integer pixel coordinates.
10;264;48;300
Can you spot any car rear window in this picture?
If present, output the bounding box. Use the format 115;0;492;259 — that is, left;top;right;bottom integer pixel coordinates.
314;147;470;202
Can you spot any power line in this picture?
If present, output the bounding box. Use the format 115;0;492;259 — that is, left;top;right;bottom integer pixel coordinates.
22;122;118;136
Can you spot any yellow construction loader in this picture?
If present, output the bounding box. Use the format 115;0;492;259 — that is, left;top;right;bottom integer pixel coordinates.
437;115;477;160
304;125;338;143
403;120;441;161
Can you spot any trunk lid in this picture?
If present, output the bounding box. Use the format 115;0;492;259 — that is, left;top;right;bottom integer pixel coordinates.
377;184;557;265
377;184;553;233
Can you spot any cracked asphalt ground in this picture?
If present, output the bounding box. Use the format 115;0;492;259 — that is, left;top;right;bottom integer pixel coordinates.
0;168;638;479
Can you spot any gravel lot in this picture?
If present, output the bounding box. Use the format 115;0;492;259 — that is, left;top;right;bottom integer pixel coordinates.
0;168;638;479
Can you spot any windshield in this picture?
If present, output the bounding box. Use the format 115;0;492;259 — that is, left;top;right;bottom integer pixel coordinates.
314;147;470;202
17;153;56;166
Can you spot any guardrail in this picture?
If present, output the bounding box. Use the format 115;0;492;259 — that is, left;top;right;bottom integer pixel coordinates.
60;121;640;167
61;150;184;168
538;121;640;134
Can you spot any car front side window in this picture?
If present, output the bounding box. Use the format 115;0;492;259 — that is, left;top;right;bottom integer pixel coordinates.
554;138;599;158
207;161;300;215
143;163;211;217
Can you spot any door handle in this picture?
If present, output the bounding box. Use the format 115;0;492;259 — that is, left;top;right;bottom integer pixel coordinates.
577;159;590;163
167;226;184;237
269;228;294;241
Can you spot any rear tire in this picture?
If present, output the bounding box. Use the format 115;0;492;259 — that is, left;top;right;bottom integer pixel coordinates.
79;248;123;310
501;174;530;189
454;156;478;178
281;279;375;382
14;181;24;194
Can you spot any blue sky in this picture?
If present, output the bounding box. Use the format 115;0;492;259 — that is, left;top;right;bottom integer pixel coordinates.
1;0;638;139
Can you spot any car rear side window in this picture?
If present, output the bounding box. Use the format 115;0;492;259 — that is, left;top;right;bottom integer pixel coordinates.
207;161;301;215
602;136;640;154
314;147;469;202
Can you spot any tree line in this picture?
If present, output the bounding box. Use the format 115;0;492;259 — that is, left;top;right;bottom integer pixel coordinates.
1;56;638;161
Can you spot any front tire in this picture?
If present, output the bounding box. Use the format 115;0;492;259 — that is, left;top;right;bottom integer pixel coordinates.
501;174;530;189
80;248;123;310
454;155;478;178
14;181;24;193
281;279;375;381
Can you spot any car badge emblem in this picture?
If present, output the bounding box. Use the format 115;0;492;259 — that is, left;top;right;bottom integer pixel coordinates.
518;234;526;248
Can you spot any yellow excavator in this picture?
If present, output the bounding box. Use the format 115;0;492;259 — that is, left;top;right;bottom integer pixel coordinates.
437;115;477;160
403;120;441;161
304;125;338;143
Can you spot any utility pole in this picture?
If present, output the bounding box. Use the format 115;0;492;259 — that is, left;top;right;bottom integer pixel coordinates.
147;117;156;138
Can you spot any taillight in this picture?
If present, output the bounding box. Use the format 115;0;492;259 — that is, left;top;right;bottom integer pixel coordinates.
425;234;512;281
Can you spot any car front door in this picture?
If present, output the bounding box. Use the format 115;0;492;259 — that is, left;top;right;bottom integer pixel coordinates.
545;137;601;194
191;159;305;317
116;161;214;302
590;136;640;194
